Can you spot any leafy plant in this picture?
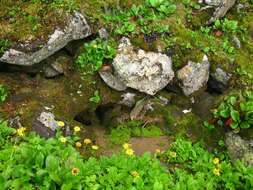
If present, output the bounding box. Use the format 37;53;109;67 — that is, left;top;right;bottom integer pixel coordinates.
0;40;10;56
159;138;253;190
206;90;253;130
89;90;101;104
0;120;16;147
0;85;8;103
0;132;170;189
108;121;163;145
76;39;116;72
147;0;177;15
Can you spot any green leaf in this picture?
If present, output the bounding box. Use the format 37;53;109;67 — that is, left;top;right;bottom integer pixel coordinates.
230;123;238;129
46;155;59;172
240;122;250;129
219;110;230;118
228;96;237;105
35;152;45;168
231;110;240;122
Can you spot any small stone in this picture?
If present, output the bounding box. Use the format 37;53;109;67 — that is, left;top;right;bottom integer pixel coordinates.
119;92;136;107
177;55;210;96
98;28;109;39
232;35;241;49
208;68;231;93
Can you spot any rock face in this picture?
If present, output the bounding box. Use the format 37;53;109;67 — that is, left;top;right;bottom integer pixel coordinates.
0;11;91;66
177;56;210;96
100;38;174;95
225;132;253;166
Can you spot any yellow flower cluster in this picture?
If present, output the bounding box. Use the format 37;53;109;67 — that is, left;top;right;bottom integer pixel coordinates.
57;121;65;127
17;127;26;137
60;136;67;143
83;138;92;145
123;143;134;156
83;138;99;150
75;142;82;148
212;157;221;176
169;151;177;158
131;171;140;178
74;126;81;132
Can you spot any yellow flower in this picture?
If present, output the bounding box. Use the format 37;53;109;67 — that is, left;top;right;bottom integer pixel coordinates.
125;148;134;156
71;168;80;176
75;142;82;148
213;158;220;165
83;138;92;145
60;136;67;143
17;127;26;137
131;171;140;178
123;143;131;150
91;145;99;150
155;149;161;154
74;126;81;132
169;151;177;158
213;168;221;176
57;121;65;127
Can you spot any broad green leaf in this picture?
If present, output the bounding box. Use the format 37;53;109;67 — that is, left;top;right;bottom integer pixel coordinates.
219;110;230;118
230;123;238;129
240;122;250;129
46;155;59;172
231;110;240;122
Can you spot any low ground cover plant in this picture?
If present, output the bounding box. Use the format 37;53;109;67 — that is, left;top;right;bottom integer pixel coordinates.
1;120;253;189
205;89;253;130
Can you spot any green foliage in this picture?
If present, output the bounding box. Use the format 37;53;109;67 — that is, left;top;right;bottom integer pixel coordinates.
132;125;163;137
89;90;101;104
108;125;132;145
206;89;253;130
108;121;163;145
0;133;170;189
214;19;239;34
0;85;8;103
160;138;253;190
146;0;177;15
104;0;176;36
0;40;10;56
76;39;116;72
0;120;16;147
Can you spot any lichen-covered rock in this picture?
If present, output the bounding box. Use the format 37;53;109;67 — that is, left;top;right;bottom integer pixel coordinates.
0;11;91;66
33;112;60;138
208;68;231;93
225;132;253;166
119;92;136;107
208;0;236;24
199;0;221;6
177;56;210;96
100;38;174;95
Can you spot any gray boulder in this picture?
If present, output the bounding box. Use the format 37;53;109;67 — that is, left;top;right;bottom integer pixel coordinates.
177;55;210;96
100;38;174;95
226;132;253;166
0;11;91;66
